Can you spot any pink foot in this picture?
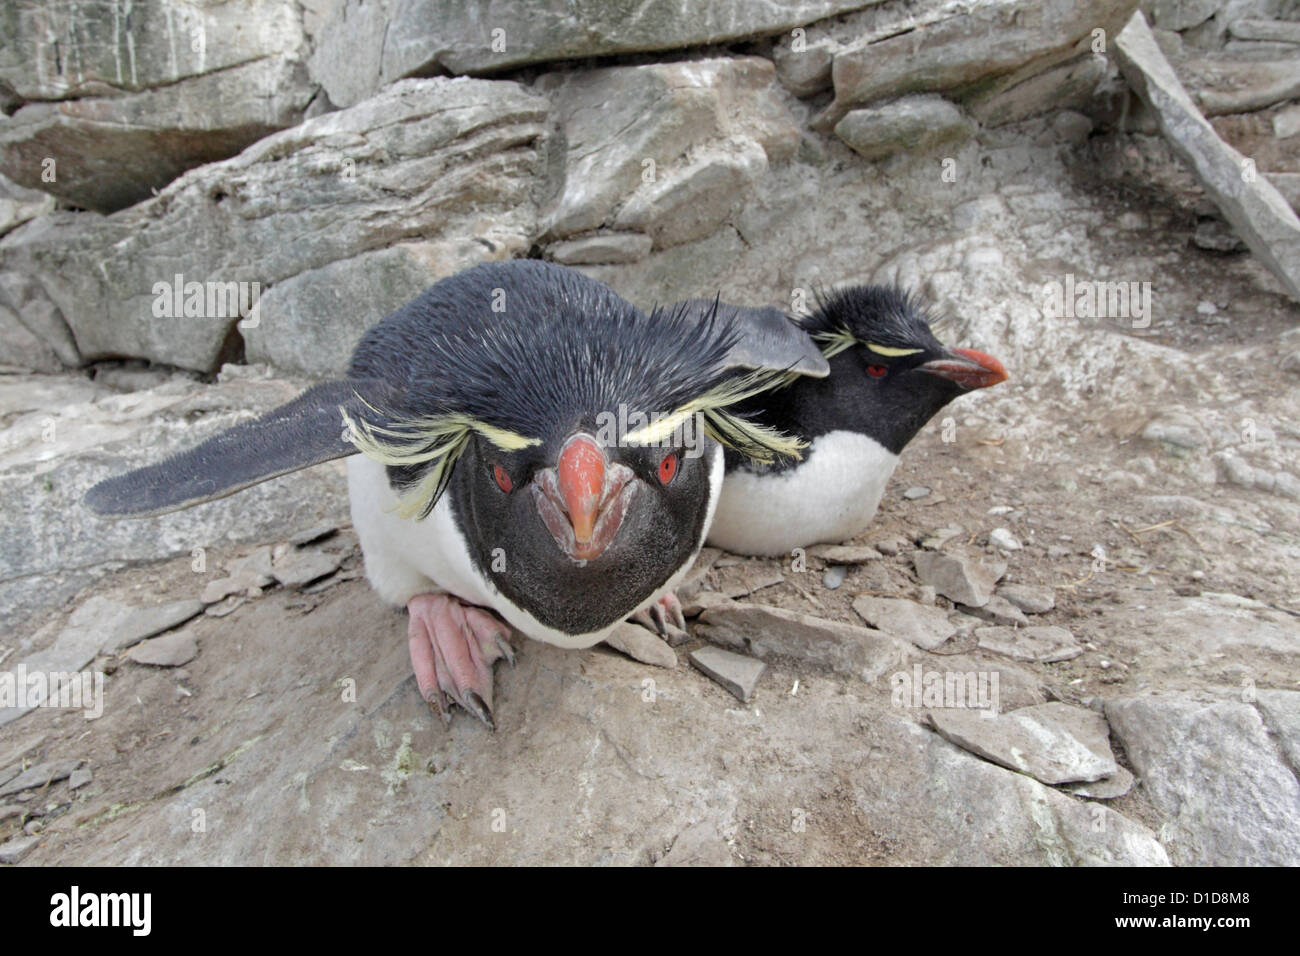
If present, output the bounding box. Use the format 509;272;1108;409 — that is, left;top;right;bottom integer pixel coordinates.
407;593;515;729
632;592;688;644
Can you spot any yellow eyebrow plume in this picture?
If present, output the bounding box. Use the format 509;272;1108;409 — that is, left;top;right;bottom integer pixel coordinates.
865;343;923;357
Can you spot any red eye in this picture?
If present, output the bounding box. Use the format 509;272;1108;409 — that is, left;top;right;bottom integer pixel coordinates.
492;464;513;493
658;453;678;485
867;364;888;378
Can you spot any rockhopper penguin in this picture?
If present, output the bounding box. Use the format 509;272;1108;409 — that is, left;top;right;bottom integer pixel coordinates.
86;260;827;727
704;285;1008;556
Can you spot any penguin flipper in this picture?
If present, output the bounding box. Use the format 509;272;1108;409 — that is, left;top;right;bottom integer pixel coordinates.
84;379;391;518
674;298;830;379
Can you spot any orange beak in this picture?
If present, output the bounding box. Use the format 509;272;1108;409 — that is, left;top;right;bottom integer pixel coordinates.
556;434;605;545
920;348;1008;389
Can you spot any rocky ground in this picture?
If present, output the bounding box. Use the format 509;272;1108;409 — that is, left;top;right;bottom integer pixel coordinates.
1;1;1298;865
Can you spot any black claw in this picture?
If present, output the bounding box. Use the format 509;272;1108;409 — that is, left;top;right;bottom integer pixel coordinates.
464;691;496;731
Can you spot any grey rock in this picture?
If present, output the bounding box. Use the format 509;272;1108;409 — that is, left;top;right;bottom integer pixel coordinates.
808;544;882;564
126;631;199;668
68;768;93;791
972;53;1109;127
998;584;1056;614
976;626;1082;663
852;595;957;651
548;233;653;265
1254;691;1300;773
0;834;40;864
0;2;314;212
772;34;836;97
271;549;344;590
1114;12;1300;302
960;594;1030;627
0;302;63;373
1106;695;1300;865
1184;57;1300;117
615;140;770;248
1193;217;1248;253
717;566;785;599
204;595;246;618
603;622;678;669
920;525;965;549
1229;19;1300;44
106;600;204;655
873;536;906;556
835;96;973;161
821;565;847;590
310;0;879;105
0;78;550;372
697;602;910;682
539;58;796;245
0;804;21;822
690;646;766;702
680;590;738;618
0;58;315;214
289;524;338;547
0;758;83;797
245;240;518;377
1066;766;1135;800
930;702;1119;785
1147;0;1216;31
988;527;1021;551
903;485;932;499
823;0;1135;125
913;551;1004;607
0;174;55;239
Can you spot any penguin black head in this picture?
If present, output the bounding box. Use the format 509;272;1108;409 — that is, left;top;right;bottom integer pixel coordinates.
780;284;1008;456
346;260;809;634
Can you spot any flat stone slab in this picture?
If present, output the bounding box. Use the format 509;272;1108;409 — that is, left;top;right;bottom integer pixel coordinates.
930;702;1118;785
603;622;677;669
106;600;204;654
976;626;1082;663
913;551;1004;607
697;602;910;682
0;758;83;797
126;631;199;668
690;646;766;702
998;584;1055;614
271;549;345;589
1066;765;1135;800
1114;11;1300;301
852;595;957;651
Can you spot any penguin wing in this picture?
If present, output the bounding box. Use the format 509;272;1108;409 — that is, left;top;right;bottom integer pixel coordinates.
84;379;394;518
674;299;829;379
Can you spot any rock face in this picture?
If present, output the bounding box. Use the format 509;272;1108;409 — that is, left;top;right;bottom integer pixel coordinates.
0;78;550;373
0;372;348;637
819;0;1137;127
0;0;317;212
1113;11;1300;302
538;58;797;253
930;702;1119;785
309;0;879;106
1106;695;1300;866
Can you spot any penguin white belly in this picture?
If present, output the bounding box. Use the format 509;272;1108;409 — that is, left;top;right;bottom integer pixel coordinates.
707;430;899;557
347;447;724;649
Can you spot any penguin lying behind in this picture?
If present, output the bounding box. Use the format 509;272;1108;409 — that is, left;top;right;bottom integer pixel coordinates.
703;285;1008;557
85;260;827;728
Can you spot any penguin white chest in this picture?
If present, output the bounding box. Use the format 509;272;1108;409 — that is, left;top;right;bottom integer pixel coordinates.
707;430;899;557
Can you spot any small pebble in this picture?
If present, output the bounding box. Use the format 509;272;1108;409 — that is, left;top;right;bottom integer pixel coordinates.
822;565;847;590
903;486;931;500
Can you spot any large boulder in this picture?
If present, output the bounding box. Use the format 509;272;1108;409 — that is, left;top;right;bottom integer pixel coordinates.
0;78;551;374
0;0;318;212
813;0;1137;128
539;57;798;257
